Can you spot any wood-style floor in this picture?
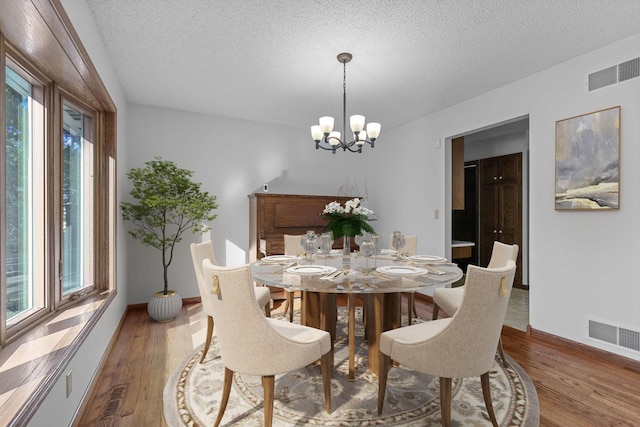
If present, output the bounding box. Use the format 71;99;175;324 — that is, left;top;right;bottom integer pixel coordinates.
77;297;640;426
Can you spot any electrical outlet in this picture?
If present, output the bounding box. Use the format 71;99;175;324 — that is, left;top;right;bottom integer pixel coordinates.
66;370;72;398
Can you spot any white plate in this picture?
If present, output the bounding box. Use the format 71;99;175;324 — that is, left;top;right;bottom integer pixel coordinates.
261;255;301;263
286;265;337;276
408;255;447;263
376;266;427;276
380;249;396;254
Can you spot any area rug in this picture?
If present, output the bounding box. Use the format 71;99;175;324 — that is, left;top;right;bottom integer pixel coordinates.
164;309;539;426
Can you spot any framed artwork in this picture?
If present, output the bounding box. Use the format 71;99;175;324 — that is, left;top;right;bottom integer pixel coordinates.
555;106;620;210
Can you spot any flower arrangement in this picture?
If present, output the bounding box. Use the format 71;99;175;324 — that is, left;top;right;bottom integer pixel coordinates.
321;198;376;238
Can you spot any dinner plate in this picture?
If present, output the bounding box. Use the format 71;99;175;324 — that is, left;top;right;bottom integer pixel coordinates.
261;255;301;263
376;266;427;276
286;265;337;275
408;255;447;263
380;249;396;254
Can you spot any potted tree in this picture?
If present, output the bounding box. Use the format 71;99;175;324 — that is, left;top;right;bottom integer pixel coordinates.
121;157;218;321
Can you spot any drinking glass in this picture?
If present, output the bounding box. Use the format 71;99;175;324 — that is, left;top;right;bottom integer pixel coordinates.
391;231;406;260
371;234;381;266
360;240;375;269
302;231;318;261
319;233;333;256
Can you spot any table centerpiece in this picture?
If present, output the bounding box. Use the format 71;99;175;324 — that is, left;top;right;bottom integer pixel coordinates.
321;197;376;255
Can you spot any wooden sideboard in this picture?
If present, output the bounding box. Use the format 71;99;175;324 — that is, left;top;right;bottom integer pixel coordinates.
248;193;353;262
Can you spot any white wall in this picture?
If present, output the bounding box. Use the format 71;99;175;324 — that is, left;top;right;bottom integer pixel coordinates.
425;33;640;360
125;105;377;303
28;0;129;425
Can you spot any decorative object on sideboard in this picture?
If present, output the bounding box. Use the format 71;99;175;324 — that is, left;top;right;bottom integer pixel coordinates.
311;52;381;154
121;157;218;321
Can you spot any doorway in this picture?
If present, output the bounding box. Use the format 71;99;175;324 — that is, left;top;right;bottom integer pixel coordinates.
449;117;529;329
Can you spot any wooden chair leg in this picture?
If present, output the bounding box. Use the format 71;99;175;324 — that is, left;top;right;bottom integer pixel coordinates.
288;292;295;322
406;293;417;325
262;375;275;427
481;372;499;427
320;352;332;414
377;353;391;415
214;367;234;427
264;301;271;317
496;337;510;368
199;315;214;363
432;302;440;320
348;294;356;381
439;377;452;427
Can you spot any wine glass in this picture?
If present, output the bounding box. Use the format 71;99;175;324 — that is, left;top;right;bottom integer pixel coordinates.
302;231;318;261
360;240;375;269
391;231;406;260
371;234;381;266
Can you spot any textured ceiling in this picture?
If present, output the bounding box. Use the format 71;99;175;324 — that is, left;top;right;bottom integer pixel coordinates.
86;0;640;132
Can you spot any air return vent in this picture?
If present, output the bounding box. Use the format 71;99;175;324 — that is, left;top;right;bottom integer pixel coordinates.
588;319;640;352
587;56;640;91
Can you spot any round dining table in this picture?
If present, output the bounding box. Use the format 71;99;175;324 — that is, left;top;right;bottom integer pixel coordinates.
251;251;463;378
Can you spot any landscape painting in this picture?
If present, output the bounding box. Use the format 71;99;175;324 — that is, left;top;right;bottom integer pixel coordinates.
555;106;620;210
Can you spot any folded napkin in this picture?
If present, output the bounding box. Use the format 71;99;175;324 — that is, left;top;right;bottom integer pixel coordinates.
424;265;447;275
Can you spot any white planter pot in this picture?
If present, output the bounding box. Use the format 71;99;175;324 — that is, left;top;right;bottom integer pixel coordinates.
148;290;182;322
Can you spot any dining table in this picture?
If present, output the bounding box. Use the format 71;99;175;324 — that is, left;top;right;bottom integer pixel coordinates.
251;250;463;378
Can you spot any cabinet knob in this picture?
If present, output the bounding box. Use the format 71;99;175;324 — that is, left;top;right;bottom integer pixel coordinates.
499;230;503;234
499;176;503;180
493;230;497;233
493;176;497;180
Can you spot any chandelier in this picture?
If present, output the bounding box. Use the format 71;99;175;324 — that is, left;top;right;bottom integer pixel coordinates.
311;52;381;154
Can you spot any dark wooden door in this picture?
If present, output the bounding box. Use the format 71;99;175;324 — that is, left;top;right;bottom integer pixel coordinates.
479;153;523;287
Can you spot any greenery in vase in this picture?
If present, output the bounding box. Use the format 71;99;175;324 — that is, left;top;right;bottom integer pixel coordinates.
321;198;375;238
121;157;218;294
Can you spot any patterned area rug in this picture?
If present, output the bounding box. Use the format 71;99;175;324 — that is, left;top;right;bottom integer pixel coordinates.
163;308;539;426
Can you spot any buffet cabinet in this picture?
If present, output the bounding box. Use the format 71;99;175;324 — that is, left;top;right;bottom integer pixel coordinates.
248;193;353;262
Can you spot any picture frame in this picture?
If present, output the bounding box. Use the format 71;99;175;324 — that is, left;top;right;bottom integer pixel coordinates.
555;106;620;210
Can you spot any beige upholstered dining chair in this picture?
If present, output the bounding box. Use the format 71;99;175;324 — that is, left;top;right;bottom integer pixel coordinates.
201;260;332;427
282;234;306;321
388;234;418;325
432;241;518;366
378;261;517;427
190;240;271;363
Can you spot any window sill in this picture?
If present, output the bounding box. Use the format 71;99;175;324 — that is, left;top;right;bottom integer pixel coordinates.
0;290;116;426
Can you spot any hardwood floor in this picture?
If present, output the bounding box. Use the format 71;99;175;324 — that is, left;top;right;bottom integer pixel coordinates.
77;297;640;426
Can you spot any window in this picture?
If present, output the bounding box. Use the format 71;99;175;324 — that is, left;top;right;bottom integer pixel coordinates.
1;44;115;345
4;63;46;328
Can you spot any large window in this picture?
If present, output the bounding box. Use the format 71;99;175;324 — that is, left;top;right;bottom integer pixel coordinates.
1;48;115;344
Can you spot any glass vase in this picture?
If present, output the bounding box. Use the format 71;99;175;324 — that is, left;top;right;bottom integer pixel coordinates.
343;235;351;257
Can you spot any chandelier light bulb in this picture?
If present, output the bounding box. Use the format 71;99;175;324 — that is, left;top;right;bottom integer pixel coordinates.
366;122;381;140
319;116;334;134
328;131;341;146
311;125;323;141
350;115;365;132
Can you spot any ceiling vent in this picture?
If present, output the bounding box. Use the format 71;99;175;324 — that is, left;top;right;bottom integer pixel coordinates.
588;318;640;353
587;57;640;91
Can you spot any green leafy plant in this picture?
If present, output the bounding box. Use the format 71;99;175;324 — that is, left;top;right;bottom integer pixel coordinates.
121;158;218;294
321;198;375;238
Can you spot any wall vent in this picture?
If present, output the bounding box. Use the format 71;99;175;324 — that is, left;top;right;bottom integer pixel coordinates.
588;319;640;352
587;56;640;91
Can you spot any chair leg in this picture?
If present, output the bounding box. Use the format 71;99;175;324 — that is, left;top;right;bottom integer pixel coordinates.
199;315;214;363
214;367;234;427
320;352;332;414
432;302;440;320
264;301;271;317
377;353;391;415
496;337;510;368
481;372;499;427
406;293;413;325
286;292;295;322
439;377;452;427
262;375;275;427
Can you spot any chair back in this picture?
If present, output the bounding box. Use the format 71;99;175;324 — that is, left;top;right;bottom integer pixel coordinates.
201;260;325;375
388;234;417;256
284;234;305;256
445;261;516;376
190;241;218;316
487;241;518;268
